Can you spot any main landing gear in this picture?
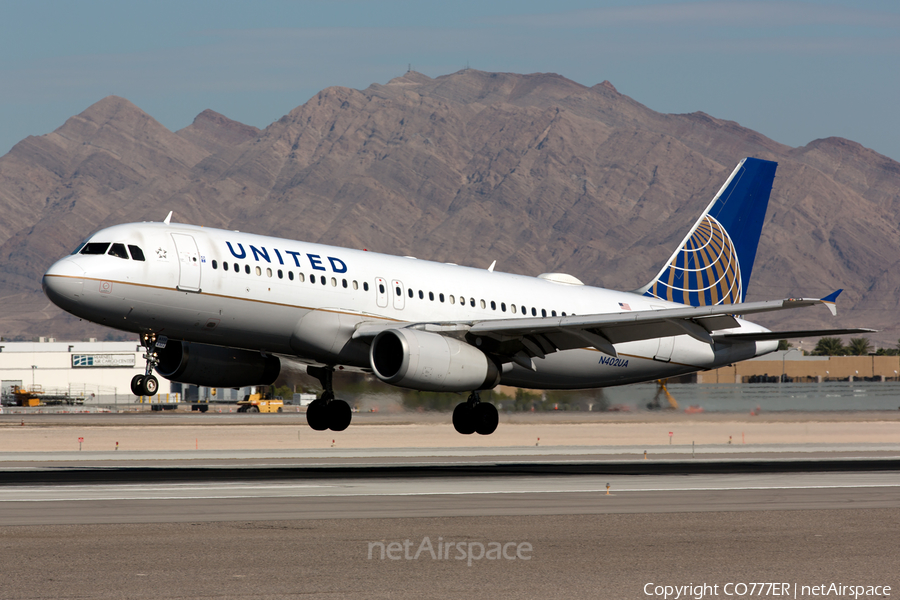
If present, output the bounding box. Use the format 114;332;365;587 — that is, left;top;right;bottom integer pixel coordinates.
452;392;498;435
131;332;161;397
305;366;352;432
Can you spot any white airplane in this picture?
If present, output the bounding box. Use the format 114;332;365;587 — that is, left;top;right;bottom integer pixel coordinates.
43;158;868;434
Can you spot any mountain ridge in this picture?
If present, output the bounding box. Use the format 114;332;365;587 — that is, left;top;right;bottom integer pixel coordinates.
0;69;897;345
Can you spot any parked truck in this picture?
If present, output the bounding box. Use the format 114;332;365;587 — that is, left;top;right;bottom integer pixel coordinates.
236;386;283;413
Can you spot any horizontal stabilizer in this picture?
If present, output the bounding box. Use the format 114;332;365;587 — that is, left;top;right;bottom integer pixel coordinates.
715;328;875;342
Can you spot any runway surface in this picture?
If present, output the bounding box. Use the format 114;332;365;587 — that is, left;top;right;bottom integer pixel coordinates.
1;468;899;526
2;415;898;599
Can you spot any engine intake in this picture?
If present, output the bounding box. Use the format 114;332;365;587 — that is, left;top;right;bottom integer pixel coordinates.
369;329;499;392
156;341;280;388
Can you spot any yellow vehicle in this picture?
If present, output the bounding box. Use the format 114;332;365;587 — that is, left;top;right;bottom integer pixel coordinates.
236;387;283;413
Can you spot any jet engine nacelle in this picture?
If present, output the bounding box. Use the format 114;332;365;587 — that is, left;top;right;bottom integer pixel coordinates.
369;329;500;392
156;341;281;388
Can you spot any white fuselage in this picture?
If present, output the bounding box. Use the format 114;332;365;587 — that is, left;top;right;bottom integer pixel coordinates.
43;222;776;389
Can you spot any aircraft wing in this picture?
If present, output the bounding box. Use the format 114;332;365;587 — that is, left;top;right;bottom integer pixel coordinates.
465;295;846;358
353;292;862;364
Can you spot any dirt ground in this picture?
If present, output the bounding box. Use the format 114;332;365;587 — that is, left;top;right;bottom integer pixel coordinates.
1;411;899;453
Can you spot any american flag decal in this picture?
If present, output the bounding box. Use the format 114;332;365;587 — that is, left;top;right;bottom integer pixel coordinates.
618;302;631;310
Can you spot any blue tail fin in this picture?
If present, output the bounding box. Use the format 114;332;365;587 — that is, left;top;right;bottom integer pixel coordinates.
637;157;777;306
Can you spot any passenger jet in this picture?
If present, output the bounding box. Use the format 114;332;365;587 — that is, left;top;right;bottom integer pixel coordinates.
42;158;868;434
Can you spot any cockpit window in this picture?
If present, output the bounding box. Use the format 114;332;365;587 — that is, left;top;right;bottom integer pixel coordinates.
108;243;129;259
70;240;89;255
80;242;110;255
128;245;145;261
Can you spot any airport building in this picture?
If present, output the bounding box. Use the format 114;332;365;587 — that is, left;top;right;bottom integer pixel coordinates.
0;339;282;410
696;350;900;384
0;339;174;406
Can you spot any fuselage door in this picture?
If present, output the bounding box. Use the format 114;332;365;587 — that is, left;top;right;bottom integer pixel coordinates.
392;280;405;310
171;233;201;292
375;277;388;308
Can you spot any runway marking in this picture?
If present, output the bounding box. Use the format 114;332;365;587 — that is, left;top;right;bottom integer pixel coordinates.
1;483;898;502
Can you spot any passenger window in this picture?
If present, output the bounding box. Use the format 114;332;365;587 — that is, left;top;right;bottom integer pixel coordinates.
501;302;506;312
277;269;283;279
353;281;358;290
223;261;229;271
532;308;537;316
459;296;465;305
480;299;486;309
255;266;262;276
428;292;434;301
80;242;110;255
244;265;250;274
322;277;327;286
490;301;496;310
511;304;517;314
343;279;348;288
234;263;239;273
551;310;557;317
418;290;424;300
288;271;294;281
310;274;316;284
407;288;413;298
266;268;272;278
331;277;337;287
541;309;547;317
396;286;401;296
128;245;145;261
364;282;369;291
449;295;455;304
470;298;476;308
561;311;566;316
439;293;445;303
212;260;218;270
299;273;305;282
379;283;385;294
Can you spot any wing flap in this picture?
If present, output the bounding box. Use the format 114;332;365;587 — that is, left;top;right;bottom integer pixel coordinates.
715;328;875;342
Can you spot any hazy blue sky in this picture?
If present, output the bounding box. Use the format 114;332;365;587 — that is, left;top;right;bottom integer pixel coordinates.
2;0;899;160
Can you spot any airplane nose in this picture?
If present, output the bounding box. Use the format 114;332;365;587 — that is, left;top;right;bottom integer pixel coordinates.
42;258;86;311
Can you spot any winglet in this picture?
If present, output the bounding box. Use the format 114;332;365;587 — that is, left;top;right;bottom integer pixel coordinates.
163;211;173;225
820;289;842;316
487;260;496;273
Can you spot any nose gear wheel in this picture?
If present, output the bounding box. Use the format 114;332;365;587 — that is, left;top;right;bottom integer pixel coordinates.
135;332;162;397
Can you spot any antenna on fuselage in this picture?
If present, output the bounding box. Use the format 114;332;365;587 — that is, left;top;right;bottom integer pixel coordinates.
163;211;173;225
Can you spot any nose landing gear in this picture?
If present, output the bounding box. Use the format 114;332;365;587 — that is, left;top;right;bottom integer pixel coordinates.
453;392;498;435
305;366;352;432
132;333;162;397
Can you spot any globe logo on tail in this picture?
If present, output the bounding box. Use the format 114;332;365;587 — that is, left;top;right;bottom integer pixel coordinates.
646;215;742;306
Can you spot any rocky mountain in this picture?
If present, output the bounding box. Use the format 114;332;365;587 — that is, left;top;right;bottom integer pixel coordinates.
1;70;897;346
